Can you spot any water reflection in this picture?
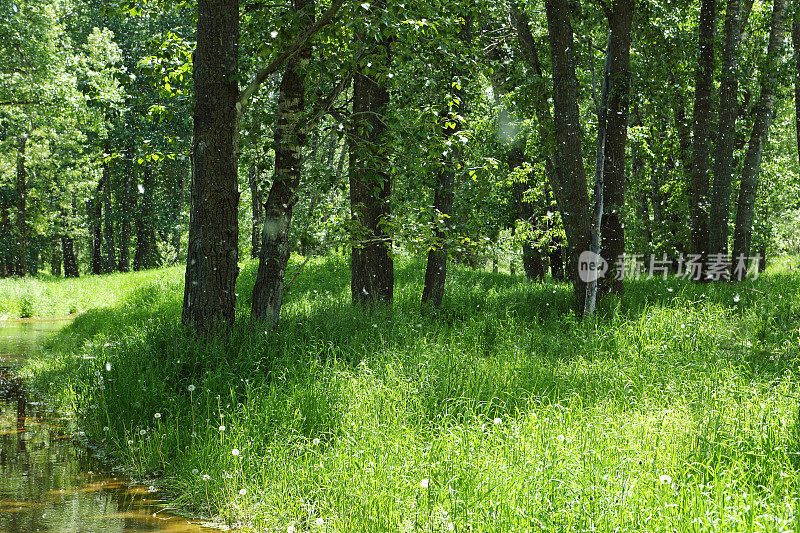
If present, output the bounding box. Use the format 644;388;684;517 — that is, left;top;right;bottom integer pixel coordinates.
0;320;220;533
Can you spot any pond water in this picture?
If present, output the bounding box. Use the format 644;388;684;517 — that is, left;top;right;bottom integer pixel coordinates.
0;320;220;533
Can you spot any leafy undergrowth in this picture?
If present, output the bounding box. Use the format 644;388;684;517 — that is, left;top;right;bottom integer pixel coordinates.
20;254;800;532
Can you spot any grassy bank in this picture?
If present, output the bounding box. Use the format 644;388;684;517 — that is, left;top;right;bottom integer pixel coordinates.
18;255;800;532
0;267;185;320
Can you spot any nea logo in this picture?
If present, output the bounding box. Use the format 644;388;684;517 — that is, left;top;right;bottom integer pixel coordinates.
578;251;608;283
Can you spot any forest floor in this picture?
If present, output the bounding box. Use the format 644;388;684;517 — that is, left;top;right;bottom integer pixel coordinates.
9;255;800;532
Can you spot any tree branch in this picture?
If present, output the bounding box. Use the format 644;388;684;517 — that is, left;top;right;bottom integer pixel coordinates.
238;0;348;109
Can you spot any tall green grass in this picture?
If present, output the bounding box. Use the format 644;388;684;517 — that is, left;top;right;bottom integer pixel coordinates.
19;255;800;532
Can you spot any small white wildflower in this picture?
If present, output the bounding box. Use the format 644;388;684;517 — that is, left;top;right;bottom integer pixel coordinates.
202;474;211;481
139;429;146;436
659;474;673;485
316;517;324;527
105;362;112;371
733;294;741;303
188;384;196;392
271;30;278;38
420;478;430;489
312;438;321;445
103;426;109;432
219;425;226;432
239;488;247;496
148;485;156;492
287;526;295;533
493;417;502;425
127;439;134;445
556;434;566;442
231;448;240;456
154;413;161;419
666;287;674;293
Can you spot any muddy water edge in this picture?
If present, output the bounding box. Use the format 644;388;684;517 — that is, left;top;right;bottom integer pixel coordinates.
0;319;222;533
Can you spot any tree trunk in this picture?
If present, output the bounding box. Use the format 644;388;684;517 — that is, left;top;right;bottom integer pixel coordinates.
544;0;592;313
50;237;62;276
422;20;471;308
598;0;633;298
0;195;10;277
134;164;160;271
89;180;103;276
732;0;787;266
793;5;800;170
349;10;394;306
247;160;262;259
251;0;314;329
182;0;240;334
708;0;742;259
61;235;78;278
15;133;28;277
117;160;133;272
689;0;716;261
102;160;116;273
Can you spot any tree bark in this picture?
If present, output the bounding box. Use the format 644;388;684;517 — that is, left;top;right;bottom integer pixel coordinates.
182;0;240;334
350;9;394;306
708;0;742;258
422;19;471;308
251;0;314;329
134;164;160;271
248;160;263;259
89;180;103;276
793;5;800;171
61;235;78;278
732;0;787;266
689;0;716;260
544;0;592;313
50;237;62;276
598;0;633;298
15;133;28;277
102;159;116;273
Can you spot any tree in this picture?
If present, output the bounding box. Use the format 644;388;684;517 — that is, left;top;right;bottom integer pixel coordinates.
708;0;742;259
732;0;788;266
544;0;591;312
349;2;394;306
182;0;240;334
251;0;315;329
688;0;716;261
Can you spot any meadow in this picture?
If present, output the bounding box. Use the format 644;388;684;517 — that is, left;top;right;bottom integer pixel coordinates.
10;255;800;532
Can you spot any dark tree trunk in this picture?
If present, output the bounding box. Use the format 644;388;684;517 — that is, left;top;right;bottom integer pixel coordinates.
15;133;28;277
793;5;800;170
689;0;717;260
349;12;394;306
89;180;103;276
102;160;116;273
0;197;10;277
248;160;263;259
251;0;314;329
544;0;592;313
50;237;62;276
709;0;743;258
117;160;133;272
182;0;240;334
61;235;78;278
134;165;160;271
598;0;633;298
672;85;694;183
422;20;471;308
732;0;787;266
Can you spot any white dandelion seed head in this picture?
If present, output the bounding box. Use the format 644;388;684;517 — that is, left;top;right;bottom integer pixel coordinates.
316;517;324;527
192;468;199;475
231;448;240;456
556;434;566;442
287;525;296;533
219;425;226;432
659;474;673;485
105;361;112;371
493;417;502;425
202;474;211;481
420;478;430;489
154;413;161;419
188;384;196;392
312;438;320;445
239;488;247;495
